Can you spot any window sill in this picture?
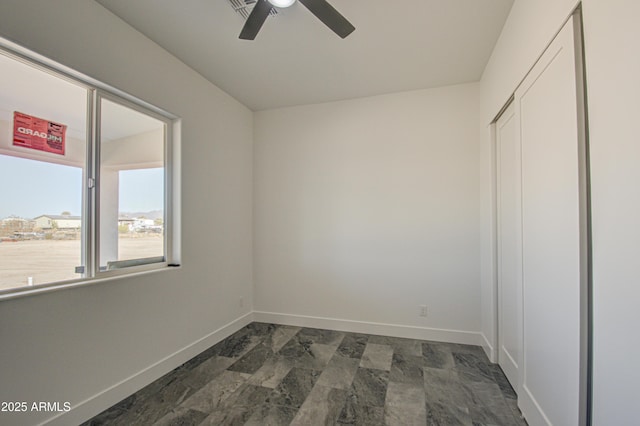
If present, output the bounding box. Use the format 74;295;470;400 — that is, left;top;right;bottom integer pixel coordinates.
0;264;181;302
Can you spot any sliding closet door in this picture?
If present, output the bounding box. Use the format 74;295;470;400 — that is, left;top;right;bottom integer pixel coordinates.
515;14;586;426
495;102;521;389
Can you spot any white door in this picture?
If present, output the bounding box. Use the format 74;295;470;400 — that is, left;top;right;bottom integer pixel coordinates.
495;101;521;389
515;14;587;426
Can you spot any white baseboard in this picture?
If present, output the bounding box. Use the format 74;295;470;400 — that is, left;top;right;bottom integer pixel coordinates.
253;311;483;346
43;312;254;426
520;384;553;426
480;332;496;362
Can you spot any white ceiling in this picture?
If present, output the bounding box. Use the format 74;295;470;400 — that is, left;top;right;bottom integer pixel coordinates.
95;0;514;111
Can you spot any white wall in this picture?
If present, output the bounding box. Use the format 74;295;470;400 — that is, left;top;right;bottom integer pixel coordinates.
254;84;482;341
582;1;640;424
480;0;640;423
0;1;253;425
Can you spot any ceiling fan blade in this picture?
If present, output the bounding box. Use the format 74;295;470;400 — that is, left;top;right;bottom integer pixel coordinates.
239;0;273;40
298;0;355;38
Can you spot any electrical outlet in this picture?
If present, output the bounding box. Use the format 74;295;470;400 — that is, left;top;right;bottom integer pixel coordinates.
239;297;244;308
419;305;428;317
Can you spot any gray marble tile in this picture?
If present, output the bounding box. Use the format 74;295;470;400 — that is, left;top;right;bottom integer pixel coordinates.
488;363;517;400
395;340;423;357
360;343;394;371
179;370;249;413
336;333;369;359
290;384;348;425
213;331;261;359
102;375;193;426
425;400;473;426
244;404;299;426
152;407;208;426
222;383;271;409
466;382;516;425
424;367;470;408
453;352;495;384
424;365;460;388
246;355;294;388
349;368;389;407
278;334;313;358
81;394;138;426
198;405;254;426
384;382;427;426
390;353;425;385
337;394;385;426
470;405;515;425
370;335;424;357
367;335;398;345
266;367;321;408
179;355;236;392
227;343;274;375
178;347;218;374
297;327;345;346
264;325;301;352
292;342;338;370
178;345;220;373
245;322;278;337
505;397;528;426
135;369;187;403
448;343;490;360
422;342;455;369
316;354;360;390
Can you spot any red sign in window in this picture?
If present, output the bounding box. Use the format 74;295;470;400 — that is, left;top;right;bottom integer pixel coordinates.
13;111;66;155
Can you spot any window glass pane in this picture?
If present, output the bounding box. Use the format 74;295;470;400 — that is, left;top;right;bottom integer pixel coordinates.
0;52;87;291
99;98;165;271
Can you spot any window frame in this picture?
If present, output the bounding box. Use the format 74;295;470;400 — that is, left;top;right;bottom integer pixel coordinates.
93;91;175;278
0;38;180;299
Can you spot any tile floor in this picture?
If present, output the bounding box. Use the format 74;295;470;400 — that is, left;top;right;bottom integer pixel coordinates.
83;323;527;425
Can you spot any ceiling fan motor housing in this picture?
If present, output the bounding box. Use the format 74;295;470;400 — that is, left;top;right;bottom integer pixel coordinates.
235;0;355;40
268;0;296;7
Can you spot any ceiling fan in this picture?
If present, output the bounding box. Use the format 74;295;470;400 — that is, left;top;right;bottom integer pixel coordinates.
239;0;355;40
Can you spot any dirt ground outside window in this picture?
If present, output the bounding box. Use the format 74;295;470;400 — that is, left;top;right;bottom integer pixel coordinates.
0;236;163;291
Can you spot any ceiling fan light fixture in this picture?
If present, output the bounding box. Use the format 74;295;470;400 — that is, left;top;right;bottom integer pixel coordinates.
268;0;295;8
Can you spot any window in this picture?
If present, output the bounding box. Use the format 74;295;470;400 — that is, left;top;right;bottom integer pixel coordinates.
98;97;168;271
0;43;178;295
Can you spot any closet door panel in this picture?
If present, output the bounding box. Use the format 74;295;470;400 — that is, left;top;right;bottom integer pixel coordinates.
515;15;583;426
496;102;521;389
